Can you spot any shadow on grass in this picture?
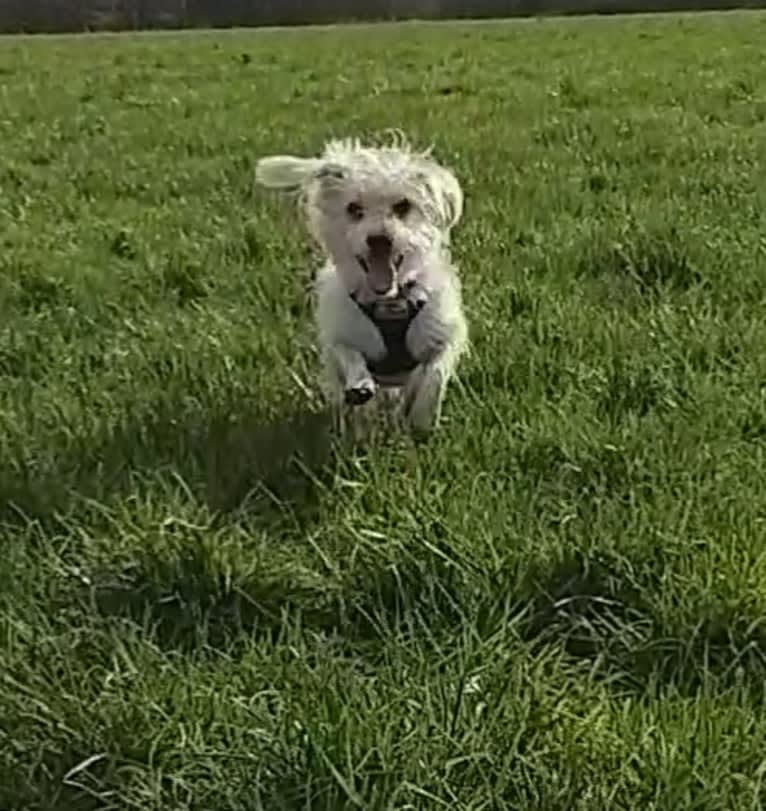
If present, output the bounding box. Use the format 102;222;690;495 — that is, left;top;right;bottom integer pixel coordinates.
200;407;334;515
90;528;466;655
2;743;367;811
0;753;104;811
520;551;766;696
92;542;346;652
0;404;335;525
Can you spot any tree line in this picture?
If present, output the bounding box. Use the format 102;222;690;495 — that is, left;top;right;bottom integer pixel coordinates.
1;0;764;34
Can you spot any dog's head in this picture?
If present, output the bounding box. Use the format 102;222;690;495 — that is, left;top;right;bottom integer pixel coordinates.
255;137;463;299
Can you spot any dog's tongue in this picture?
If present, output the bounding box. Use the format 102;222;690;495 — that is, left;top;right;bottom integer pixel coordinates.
368;250;395;295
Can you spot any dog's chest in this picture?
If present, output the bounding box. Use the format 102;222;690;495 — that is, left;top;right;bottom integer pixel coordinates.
357;298;422;383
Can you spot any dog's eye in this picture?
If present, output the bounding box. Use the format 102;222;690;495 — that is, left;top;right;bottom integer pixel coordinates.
346;202;364;221
392;198;412;219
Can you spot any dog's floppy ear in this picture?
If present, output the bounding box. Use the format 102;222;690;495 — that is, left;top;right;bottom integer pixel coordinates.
255;155;322;191
431;166;463;230
255;156;348;192
417;162;464;230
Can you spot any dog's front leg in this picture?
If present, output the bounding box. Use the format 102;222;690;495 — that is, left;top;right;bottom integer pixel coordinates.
403;351;454;435
405;332;467;435
324;343;377;440
330;343;376;406
401;274;468;435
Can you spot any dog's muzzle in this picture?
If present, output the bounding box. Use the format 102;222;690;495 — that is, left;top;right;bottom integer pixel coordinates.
358;233;404;296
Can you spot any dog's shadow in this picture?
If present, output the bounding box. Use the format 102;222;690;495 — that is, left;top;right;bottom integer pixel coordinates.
90;506;464;656
0;402;337;526
91;538;347;653
201;407;334;516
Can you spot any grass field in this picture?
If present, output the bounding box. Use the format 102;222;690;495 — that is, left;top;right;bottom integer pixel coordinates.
3;11;766;809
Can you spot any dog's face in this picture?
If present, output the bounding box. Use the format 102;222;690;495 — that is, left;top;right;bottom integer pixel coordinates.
256;139;463;300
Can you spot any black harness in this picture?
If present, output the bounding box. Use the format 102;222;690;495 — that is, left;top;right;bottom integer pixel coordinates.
352;295;424;378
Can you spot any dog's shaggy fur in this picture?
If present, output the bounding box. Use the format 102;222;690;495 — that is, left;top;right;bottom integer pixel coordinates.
256;136;468;436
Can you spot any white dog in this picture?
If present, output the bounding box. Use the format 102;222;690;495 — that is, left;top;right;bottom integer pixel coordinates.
255;136;468;436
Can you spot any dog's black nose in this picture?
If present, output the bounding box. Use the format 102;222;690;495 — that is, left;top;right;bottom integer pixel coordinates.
366;233;392;254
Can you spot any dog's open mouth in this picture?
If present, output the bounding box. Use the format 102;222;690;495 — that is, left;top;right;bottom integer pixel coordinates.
359;254;403;296
357;254;404;274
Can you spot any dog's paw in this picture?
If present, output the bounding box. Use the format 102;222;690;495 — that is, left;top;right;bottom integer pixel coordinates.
345;380;376;406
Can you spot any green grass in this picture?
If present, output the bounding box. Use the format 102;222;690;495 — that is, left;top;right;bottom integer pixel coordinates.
2;11;766;809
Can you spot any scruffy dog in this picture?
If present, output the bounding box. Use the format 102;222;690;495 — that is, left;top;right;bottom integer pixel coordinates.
255;136;468;436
